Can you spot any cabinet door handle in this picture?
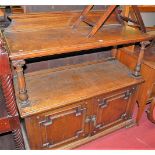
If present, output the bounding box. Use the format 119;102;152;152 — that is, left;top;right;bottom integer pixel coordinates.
91;115;97;126
42;142;53;148
43;119;53;126
85;116;91;123
39;117;53;126
75;107;86;116
124;90;130;100
85;115;97;126
99;99;108;108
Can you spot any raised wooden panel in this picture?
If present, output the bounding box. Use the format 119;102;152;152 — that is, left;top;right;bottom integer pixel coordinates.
91;87;135;134
24;85;138;150
25;101;90;149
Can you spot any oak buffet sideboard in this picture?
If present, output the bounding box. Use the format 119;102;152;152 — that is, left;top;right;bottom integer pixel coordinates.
0;7;155;149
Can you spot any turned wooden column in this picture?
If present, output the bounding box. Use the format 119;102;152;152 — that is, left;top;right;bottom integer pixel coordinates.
0;37;25;149
12;60;29;107
133;41;150;77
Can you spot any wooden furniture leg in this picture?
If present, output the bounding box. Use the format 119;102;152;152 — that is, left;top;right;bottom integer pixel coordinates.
136;88;150;125
133;41;150;77
147;97;155;123
12;60;29;108
0;39;25;149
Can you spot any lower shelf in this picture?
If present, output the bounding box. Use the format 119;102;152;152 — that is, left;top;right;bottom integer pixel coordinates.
14;59;143;118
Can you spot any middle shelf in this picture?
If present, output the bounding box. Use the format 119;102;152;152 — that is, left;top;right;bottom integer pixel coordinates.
14;59;144;118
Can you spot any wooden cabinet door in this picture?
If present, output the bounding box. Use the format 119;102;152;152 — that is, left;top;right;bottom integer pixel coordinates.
91;87;136;134
25;101;90;149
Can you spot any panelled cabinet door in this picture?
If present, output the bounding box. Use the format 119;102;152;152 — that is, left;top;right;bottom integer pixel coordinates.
91;88;135;134
25;102;89;149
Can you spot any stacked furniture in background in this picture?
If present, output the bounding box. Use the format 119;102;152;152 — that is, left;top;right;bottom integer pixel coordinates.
117;6;155;124
117;41;155;124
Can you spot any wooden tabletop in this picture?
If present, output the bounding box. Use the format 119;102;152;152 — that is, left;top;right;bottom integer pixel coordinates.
2;11;155;61
14;59;144;117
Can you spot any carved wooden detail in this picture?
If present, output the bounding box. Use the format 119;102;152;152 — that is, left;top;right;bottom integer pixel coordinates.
12;60;29;107
133;41;150;77
0;36;25;150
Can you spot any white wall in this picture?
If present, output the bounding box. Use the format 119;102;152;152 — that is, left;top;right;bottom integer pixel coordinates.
141;12;155;27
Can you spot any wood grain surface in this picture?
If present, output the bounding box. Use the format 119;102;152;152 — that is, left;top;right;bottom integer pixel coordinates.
3;11;155;60
13;59;143;118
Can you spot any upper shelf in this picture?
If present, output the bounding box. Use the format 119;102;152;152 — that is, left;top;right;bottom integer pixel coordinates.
2;11;155;61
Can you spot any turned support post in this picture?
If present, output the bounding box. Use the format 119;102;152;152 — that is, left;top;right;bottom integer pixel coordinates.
133;41;150;77
12;60;29;107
